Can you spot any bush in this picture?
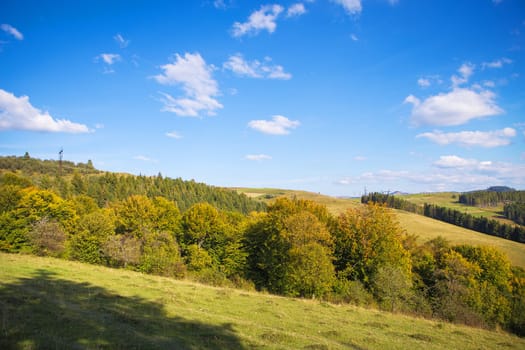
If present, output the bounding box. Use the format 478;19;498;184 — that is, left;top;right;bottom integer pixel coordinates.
329;278;373;306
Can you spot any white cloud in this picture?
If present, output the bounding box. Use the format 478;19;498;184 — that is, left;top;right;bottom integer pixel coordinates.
97;53;121;65
417;78;430;88
248;115;300;135
223;54;260;78
223;54;291;80
287;3;306;17
262;63;292;80
153;52;222;117
232;5;284;37
245;154;272;161
354;155;367;161
350;34;359;41
417;75;442;88
166;131;183;139
434;155;479;169
404;87;503;126
417;128;516;148
332;0;362;15
481;58;512;69
1;24;23;40
0;88;90;133
337;158;525;192
114;33;130;48
451;62;474;87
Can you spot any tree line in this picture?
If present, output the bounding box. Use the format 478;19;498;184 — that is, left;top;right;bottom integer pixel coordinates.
504;202;525;226
458;188;525;207
0;155;265;214
1;170;524;336
361;192;525;244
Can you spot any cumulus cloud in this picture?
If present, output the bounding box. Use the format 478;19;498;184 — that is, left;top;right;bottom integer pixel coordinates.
287;3;306;17
114;33;130;48
404;87;503;127
332;0;362;15
417;128;516;147
433;155;480;169
1;24;23;40
245;154;272;161
232;5;284;37
153;52;222;117
248;115;300;135
223;54;291;80
0;88;90;133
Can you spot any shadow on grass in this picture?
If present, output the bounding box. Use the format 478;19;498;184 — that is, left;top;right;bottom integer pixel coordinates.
0;269;245;349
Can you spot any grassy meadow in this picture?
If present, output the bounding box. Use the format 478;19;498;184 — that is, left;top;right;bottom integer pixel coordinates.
1;252;524;350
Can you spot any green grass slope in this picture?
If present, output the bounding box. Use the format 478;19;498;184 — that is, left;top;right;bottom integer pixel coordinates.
1;253;523;350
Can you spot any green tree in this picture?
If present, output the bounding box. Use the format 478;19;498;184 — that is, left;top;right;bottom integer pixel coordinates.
181;202;223;249
372;265;413;312
245;198;336;296
140;230;185;278
432;250;484;326
283;242;335;298
112;195;157;237
333;203;411;287
68;209;115;264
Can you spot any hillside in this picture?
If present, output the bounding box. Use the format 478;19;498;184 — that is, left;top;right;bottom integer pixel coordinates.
401;192;514;224
2;252;523;350
0;155;265;214
235;187;362;213
395;210;525;267
237;189;525;268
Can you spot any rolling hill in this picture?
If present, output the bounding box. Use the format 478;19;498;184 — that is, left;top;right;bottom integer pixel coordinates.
236;188;525;268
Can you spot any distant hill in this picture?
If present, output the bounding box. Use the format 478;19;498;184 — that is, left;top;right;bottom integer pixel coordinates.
486;186;516;192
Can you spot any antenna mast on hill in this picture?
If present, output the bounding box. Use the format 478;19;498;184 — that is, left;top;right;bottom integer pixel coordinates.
59;148;63;176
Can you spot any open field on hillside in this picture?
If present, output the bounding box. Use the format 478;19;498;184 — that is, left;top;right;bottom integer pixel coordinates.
1;253;524;350
401;192;515;225
235;188;362;214
394;210;525;267
236;188;525;268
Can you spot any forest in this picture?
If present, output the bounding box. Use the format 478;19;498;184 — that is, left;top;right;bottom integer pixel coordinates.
361;192;525;243
458;188;525;207
1;156;525;336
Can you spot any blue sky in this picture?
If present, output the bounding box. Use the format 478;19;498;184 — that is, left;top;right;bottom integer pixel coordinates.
1;0;524;196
